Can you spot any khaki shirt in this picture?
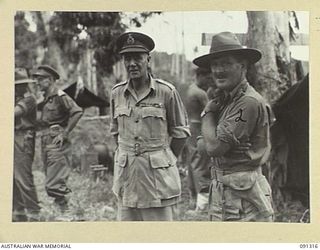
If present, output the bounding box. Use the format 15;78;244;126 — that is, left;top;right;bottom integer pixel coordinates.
38;86;83;128
214;80;271;170
110;76;190;208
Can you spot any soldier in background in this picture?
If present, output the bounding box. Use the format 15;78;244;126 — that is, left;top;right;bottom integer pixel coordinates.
13;68;41;222
111;32;190;221
184;67;213;211
32;65;83;213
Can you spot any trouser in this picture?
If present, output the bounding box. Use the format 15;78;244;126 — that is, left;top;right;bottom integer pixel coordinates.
13;131;40;221
118;204;177;221
208;168;274;222
41;132;71;200
186;123;211;197
188;149;211;194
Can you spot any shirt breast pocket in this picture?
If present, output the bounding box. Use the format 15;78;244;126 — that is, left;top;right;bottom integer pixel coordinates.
114;107;132;136
43;104;61;122
141;107;167;139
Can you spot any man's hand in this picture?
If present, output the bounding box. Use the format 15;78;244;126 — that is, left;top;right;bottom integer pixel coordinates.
202;98;221;115
52;132;68;148
230;141;251;154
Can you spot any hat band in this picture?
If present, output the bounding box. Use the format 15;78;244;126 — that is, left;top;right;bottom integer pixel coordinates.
210;44;246;53
15;79;36;84
120;44;149;51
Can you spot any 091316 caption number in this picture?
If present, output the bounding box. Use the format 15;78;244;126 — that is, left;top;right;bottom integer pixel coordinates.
300;244;319;248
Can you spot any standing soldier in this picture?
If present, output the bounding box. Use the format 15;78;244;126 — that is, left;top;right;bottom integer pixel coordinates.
111;32;190;221
194;32;274;221
32;65;83;212
185;67;212;211
13;68;41;222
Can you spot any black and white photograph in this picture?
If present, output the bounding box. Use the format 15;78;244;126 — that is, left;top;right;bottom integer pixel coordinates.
13;10;309;223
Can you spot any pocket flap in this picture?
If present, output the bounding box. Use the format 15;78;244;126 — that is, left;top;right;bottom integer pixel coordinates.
220;171;257;190
142;107;165;119
115;107;131;118
149;150;176;168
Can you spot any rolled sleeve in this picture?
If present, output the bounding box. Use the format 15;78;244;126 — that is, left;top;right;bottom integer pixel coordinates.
217;97;259;146
60;94;83;116
167;88;191;138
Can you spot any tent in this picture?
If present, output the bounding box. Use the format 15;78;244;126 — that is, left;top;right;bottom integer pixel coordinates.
271;74;309;207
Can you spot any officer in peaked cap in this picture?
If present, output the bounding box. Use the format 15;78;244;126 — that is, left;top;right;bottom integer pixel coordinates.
32;65;83;216
111;32;190;221
116;32;155;54
32;65;60;80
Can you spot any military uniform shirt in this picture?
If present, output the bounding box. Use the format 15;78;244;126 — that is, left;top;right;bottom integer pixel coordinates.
38;86;83;128
214;80;271;170
110;76;190;208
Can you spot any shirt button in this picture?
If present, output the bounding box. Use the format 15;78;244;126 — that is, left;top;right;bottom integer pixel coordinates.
135;103;140;107
135;119;139;123
134;136;139;140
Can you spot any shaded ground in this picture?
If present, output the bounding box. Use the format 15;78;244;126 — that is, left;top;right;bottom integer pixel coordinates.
33;169;208;222
31;111;308;222
33;168;308;222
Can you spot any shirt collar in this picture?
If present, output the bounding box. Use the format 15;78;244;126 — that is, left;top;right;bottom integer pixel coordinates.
124;74;156;96
45;85;59;100
227;79;249;102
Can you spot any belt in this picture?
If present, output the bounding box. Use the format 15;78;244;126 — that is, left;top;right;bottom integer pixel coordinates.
40;124;65;136
211;166;262;181
119;142;169;156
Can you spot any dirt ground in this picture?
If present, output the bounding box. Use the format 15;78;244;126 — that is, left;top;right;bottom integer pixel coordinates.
33;168;308;222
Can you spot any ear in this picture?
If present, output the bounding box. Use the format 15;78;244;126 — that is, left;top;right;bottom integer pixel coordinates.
147;54;151;63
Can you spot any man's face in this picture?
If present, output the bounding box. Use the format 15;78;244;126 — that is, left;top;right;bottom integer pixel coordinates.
196;72;213;91
210;54;245;92
123;52;150;80
34;75;52;94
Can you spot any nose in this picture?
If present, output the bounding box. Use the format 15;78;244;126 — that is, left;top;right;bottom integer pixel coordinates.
127;58;136;67
211;64;225;73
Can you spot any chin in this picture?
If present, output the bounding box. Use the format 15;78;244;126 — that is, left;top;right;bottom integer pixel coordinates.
216;83;227;90
129;73;141;79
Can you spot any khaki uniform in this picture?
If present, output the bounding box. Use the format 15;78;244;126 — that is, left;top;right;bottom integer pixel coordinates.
110;76;190;219
209;81;274;221
14;94;40;221
38;86;82;200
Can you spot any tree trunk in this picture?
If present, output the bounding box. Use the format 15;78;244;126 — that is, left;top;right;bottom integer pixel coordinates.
31;12;73;85
246;11;283;104
246;11;305;218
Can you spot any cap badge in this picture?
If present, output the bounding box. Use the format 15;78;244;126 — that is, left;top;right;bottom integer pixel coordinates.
127;34;135;45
